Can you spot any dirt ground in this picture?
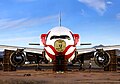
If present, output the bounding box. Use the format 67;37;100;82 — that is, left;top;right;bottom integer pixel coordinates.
0;69;120;84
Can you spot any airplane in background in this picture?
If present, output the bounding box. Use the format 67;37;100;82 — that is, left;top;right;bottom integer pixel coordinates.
0;17;120;71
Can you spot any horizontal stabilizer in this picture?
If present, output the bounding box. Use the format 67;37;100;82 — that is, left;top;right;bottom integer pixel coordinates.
29;43;40;45
80;43;92;45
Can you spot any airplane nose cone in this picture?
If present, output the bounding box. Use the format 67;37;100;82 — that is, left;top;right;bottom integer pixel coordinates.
54;40;66;52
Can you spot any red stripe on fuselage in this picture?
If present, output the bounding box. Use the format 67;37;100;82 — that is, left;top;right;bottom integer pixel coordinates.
45;48;55;60
65;48;76;59
45;45;75;60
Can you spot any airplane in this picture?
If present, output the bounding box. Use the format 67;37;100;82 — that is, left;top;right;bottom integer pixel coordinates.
0;17;120;71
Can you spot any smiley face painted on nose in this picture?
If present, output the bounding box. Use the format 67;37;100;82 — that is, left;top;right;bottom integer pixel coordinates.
54;40;66;52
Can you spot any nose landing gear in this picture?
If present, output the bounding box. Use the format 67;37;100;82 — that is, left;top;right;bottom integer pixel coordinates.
53;54;67;72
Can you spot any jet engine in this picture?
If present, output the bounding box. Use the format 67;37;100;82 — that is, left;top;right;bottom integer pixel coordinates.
10;49;26;67
94;49;111;67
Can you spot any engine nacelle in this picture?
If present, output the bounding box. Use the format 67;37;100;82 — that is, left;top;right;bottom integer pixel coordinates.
10;49;26;67
94;49;111;67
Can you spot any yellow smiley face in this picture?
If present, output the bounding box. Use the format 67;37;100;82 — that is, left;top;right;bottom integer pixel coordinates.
54;40;66;52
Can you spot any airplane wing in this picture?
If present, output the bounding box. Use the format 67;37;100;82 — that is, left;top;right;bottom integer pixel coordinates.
1;44;120;55
0;45;43;54
76;45;120;67
76;45;120;55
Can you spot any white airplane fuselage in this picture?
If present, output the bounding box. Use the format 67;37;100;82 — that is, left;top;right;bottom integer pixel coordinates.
41;26;79;62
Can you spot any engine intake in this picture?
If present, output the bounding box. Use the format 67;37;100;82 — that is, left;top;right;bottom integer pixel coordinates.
94;49;111;67
10;49;26;67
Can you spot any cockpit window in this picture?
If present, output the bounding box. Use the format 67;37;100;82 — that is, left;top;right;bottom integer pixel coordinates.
50;35;70;40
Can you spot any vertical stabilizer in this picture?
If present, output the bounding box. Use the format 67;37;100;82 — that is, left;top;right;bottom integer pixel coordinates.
59;12;61;27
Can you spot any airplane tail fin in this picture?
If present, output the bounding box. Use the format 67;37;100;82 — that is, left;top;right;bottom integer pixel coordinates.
59;12;61;27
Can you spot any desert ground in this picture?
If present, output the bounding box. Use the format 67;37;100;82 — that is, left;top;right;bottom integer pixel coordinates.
0;65;120;84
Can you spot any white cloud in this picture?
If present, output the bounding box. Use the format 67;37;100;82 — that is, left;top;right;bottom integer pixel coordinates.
106;1;113;5
78;0;106;15
0;15;58;30
0;18;28;30
21;15;58;27
0;37;38;43
116;13;120;20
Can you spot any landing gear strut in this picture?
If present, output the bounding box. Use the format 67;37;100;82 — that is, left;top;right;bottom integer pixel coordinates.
53;54;67;72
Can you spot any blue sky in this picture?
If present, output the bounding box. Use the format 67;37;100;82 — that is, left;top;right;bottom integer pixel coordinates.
0;0;120;48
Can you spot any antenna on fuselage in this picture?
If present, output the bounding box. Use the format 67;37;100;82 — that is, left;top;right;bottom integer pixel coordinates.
59;12;61;27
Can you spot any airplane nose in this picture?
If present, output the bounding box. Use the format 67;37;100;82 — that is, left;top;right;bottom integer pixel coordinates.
54;40;66;52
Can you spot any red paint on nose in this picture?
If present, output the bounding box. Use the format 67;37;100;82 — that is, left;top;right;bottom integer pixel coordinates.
45;45;76;61
73;34;79;45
